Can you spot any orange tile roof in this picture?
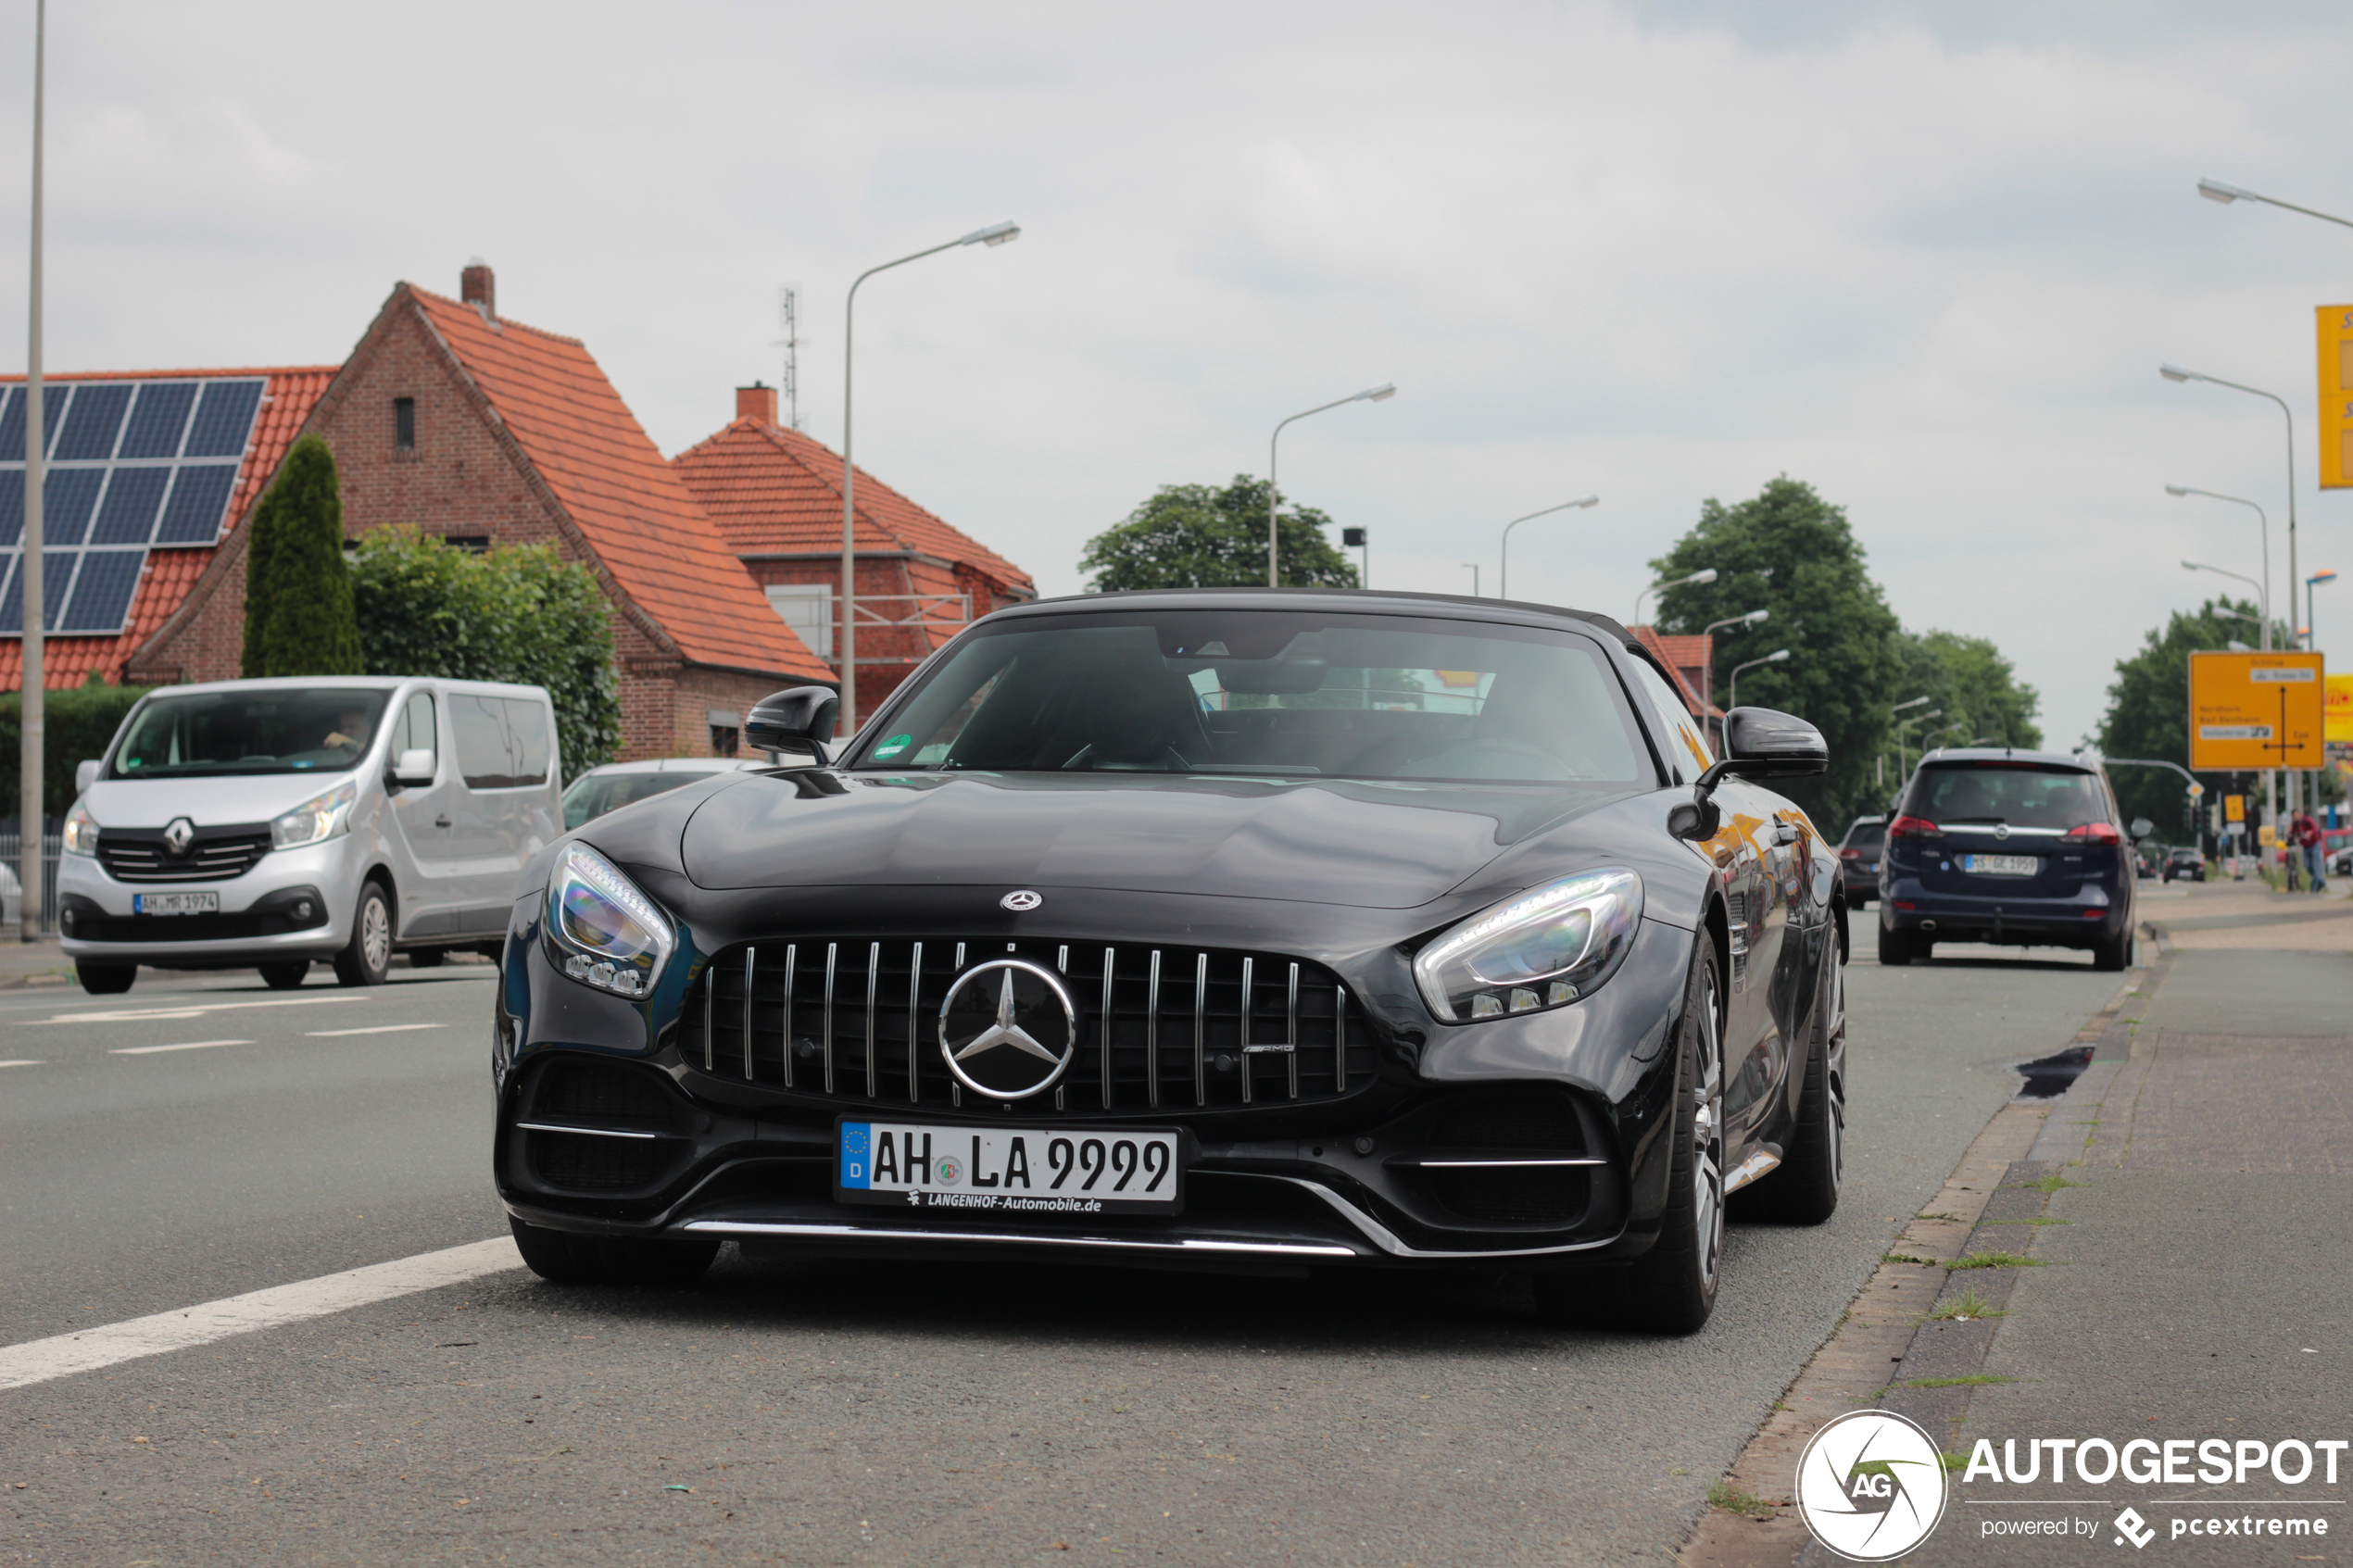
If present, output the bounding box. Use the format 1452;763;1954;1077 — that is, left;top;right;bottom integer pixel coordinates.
0;365;335;690
1629;624;1723;720
406;288;831;684
672;418;1035;595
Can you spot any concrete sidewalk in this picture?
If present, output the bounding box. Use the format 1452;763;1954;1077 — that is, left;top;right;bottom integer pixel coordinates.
0;935;73;990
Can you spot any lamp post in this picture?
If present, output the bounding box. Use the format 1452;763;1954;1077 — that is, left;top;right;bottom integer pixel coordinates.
2196;177;2353;232
1496;495;1597;599
1727;648;1788;713
1268;383;1394;588
2165;484;2270;647
1698;608;1768;709
1894;707;1941;784
2309;570;2337;649
839;220;1019;734
1634;568;1718;627
19;0;44;940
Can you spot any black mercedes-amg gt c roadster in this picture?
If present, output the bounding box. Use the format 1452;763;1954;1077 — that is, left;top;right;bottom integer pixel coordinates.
494;589;1847;1333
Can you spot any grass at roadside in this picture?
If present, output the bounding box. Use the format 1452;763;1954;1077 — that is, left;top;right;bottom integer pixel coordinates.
1707;1480;1780;1520
1929;1289;2003;1321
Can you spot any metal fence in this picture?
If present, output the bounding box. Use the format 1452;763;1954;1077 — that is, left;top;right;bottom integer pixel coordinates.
0;832;62;940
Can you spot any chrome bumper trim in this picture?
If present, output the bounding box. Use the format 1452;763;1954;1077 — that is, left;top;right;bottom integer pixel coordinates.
677;1219;1357;1261
515;1121;661;1141
1269;1176;1619;1261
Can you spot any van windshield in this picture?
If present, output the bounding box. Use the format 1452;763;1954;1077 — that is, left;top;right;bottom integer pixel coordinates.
110;689;393;779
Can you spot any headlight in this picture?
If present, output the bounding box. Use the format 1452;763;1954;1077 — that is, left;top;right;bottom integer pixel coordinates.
271;780;359;850
545;842;673;999
1413;868;1643;1022
63;801;99;857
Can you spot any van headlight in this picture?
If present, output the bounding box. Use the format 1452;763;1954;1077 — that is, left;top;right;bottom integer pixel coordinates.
1413;868;1643;1022
63;801;100;857
271;780;359;850
545;842;673;999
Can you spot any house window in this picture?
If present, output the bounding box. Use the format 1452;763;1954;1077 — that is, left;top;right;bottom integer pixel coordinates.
443;534;490;554
764;583;834;659
394;396;416;450
708;709;743;757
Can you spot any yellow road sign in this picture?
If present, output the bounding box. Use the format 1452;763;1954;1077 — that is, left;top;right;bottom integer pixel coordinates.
2188;650;2325;770
2329;671;2353;745
2321;306;2353;488
2225;793;2245;823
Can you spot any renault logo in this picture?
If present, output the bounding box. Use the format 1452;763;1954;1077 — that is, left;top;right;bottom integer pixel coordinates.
937;958;1076;1101
163;818;195;856
1000;889;1043;912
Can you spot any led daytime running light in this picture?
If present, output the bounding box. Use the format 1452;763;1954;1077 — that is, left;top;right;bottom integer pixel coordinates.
547;843;673;1000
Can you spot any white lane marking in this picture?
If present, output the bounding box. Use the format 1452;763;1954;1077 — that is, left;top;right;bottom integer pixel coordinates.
0;1237;521;1393
110;1039;254;1056
0;1060;44;1068
305;1024;447;1037
31;996;366;1025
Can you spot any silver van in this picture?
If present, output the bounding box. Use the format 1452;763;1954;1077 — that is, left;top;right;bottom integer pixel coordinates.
57;676;562;995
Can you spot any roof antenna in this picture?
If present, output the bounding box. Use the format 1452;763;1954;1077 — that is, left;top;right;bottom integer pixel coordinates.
774;284;804;431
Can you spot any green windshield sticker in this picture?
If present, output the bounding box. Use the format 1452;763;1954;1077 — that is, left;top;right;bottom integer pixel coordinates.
874;734;913;759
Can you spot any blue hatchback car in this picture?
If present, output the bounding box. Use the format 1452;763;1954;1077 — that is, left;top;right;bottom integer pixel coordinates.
1877;748;2145;971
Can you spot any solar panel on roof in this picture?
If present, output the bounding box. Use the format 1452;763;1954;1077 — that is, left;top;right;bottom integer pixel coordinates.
119;381;197;459
0;384;68;462
42;468;104;547
91;467;170;546
155;464;238;546
0;470;19;548
182;379;263;458
53;383;132;461
0;548;76;635
60;549;143;633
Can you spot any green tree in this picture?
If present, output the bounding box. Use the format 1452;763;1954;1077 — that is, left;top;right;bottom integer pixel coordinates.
349;527;620;778
241;435;359;677
1079;475;1359;592
2093;596;2285;835
1886;630;2045;757
1650;477;1901;831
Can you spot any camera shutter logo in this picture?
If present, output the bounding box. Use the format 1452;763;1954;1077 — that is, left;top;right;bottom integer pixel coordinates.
1793;1409;1948;1561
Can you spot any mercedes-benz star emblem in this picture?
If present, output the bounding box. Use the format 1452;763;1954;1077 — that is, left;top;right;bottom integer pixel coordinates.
1000;889;1043;912
163;818;195;857
937;958;1076;1101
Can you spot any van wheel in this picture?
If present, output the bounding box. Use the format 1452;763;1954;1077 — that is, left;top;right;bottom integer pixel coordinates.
333;883;394;987
76;963;136;996
258;960;310;990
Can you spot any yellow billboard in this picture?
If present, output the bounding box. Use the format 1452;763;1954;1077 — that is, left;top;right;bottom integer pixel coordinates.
2329;672;2353;745
2187;650;2325;770
2321;306;2353;488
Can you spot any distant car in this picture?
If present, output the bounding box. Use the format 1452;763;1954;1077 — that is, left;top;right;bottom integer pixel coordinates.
2162;847;2206;883
2331;845;2353;877
1837;816;1885;906
1878;748;2144;971
560;758;773;830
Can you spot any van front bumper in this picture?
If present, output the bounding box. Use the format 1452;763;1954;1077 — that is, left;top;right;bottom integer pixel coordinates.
57;836;359;966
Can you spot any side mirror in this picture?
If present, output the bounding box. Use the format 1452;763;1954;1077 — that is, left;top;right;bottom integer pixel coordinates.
746;685;840;759
74;759;100;797
2129;817;2154;842
392;748;436;785
1718;707;1828;780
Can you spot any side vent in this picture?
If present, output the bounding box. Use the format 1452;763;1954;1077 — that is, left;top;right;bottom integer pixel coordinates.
1726;889;1749;992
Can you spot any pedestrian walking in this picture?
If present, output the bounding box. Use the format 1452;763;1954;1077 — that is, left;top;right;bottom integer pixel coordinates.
2291;809;2327;893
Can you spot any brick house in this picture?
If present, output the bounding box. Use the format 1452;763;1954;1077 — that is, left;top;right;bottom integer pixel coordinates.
130;266;833;759
1;365;334;690
1630;626;1725;739
673;384;1035;724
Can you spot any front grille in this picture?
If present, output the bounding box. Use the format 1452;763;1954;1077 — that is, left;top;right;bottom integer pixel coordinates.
529;1131;667;1191
1428;1166;1590;1224
537;1059;672;1124
680;937;1373;1114
98;826;272;883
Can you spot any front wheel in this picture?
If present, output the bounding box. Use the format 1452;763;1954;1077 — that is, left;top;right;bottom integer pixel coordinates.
333;882;394;987
76;962;136;996
509;1217;720;1287
258;960;310;990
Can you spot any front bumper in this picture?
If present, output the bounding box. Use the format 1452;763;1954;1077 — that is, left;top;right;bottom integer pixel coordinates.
57;835;358;964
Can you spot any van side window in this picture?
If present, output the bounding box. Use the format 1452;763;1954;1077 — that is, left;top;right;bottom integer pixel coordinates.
504;698;551;786
451;694;552;789
391;692;436;766
1627;659;1714;785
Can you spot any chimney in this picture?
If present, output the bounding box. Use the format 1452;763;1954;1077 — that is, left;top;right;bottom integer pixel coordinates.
461;258;496;321
736;382;778;425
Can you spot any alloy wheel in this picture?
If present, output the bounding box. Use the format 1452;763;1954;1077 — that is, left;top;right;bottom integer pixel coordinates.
1692;983;1726;1290
1823;956;1847;1192
361;893;392;972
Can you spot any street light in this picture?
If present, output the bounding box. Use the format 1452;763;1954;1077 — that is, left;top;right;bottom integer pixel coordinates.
1268;383;1395;588
2158;363;2299;680
2309;570;2338;648
1727;648;1788;713
839;220;1020;732
1634;568;1718;627
1699;608;1768;709
2165;484;2270;648
1894;708;1942;782
2196;177;2353;232
1496;495;1598;599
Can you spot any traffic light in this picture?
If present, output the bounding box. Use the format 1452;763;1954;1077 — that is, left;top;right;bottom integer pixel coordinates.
2319;306;2353;488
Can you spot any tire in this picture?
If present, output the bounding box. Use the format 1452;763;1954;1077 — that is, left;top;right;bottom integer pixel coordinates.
1533;939;1724;1336
1876;922;1914;966
76;962;136;996
406;947;446;969
333;881;394;987
508;1217;720;1288
258;960;310;990
1733;946;1844;1225
2091;929;2131;972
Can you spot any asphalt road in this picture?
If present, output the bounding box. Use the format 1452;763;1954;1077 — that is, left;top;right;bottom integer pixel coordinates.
2;942;2125;1567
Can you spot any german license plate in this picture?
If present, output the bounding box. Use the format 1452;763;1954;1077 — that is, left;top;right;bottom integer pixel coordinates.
132;892;219;916
835;1120;1184;1216
1962;854;2037;877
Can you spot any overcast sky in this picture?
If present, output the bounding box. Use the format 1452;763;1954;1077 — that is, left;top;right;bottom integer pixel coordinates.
6;0;2352;749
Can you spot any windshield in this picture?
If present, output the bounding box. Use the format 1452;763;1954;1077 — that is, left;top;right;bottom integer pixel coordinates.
562;768;732;830
852;609;1652;785
110;688;392;779
1902;763;2109;831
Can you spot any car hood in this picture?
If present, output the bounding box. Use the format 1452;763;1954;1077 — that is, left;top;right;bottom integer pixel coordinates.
673;771;1635;909
80;771;368;828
